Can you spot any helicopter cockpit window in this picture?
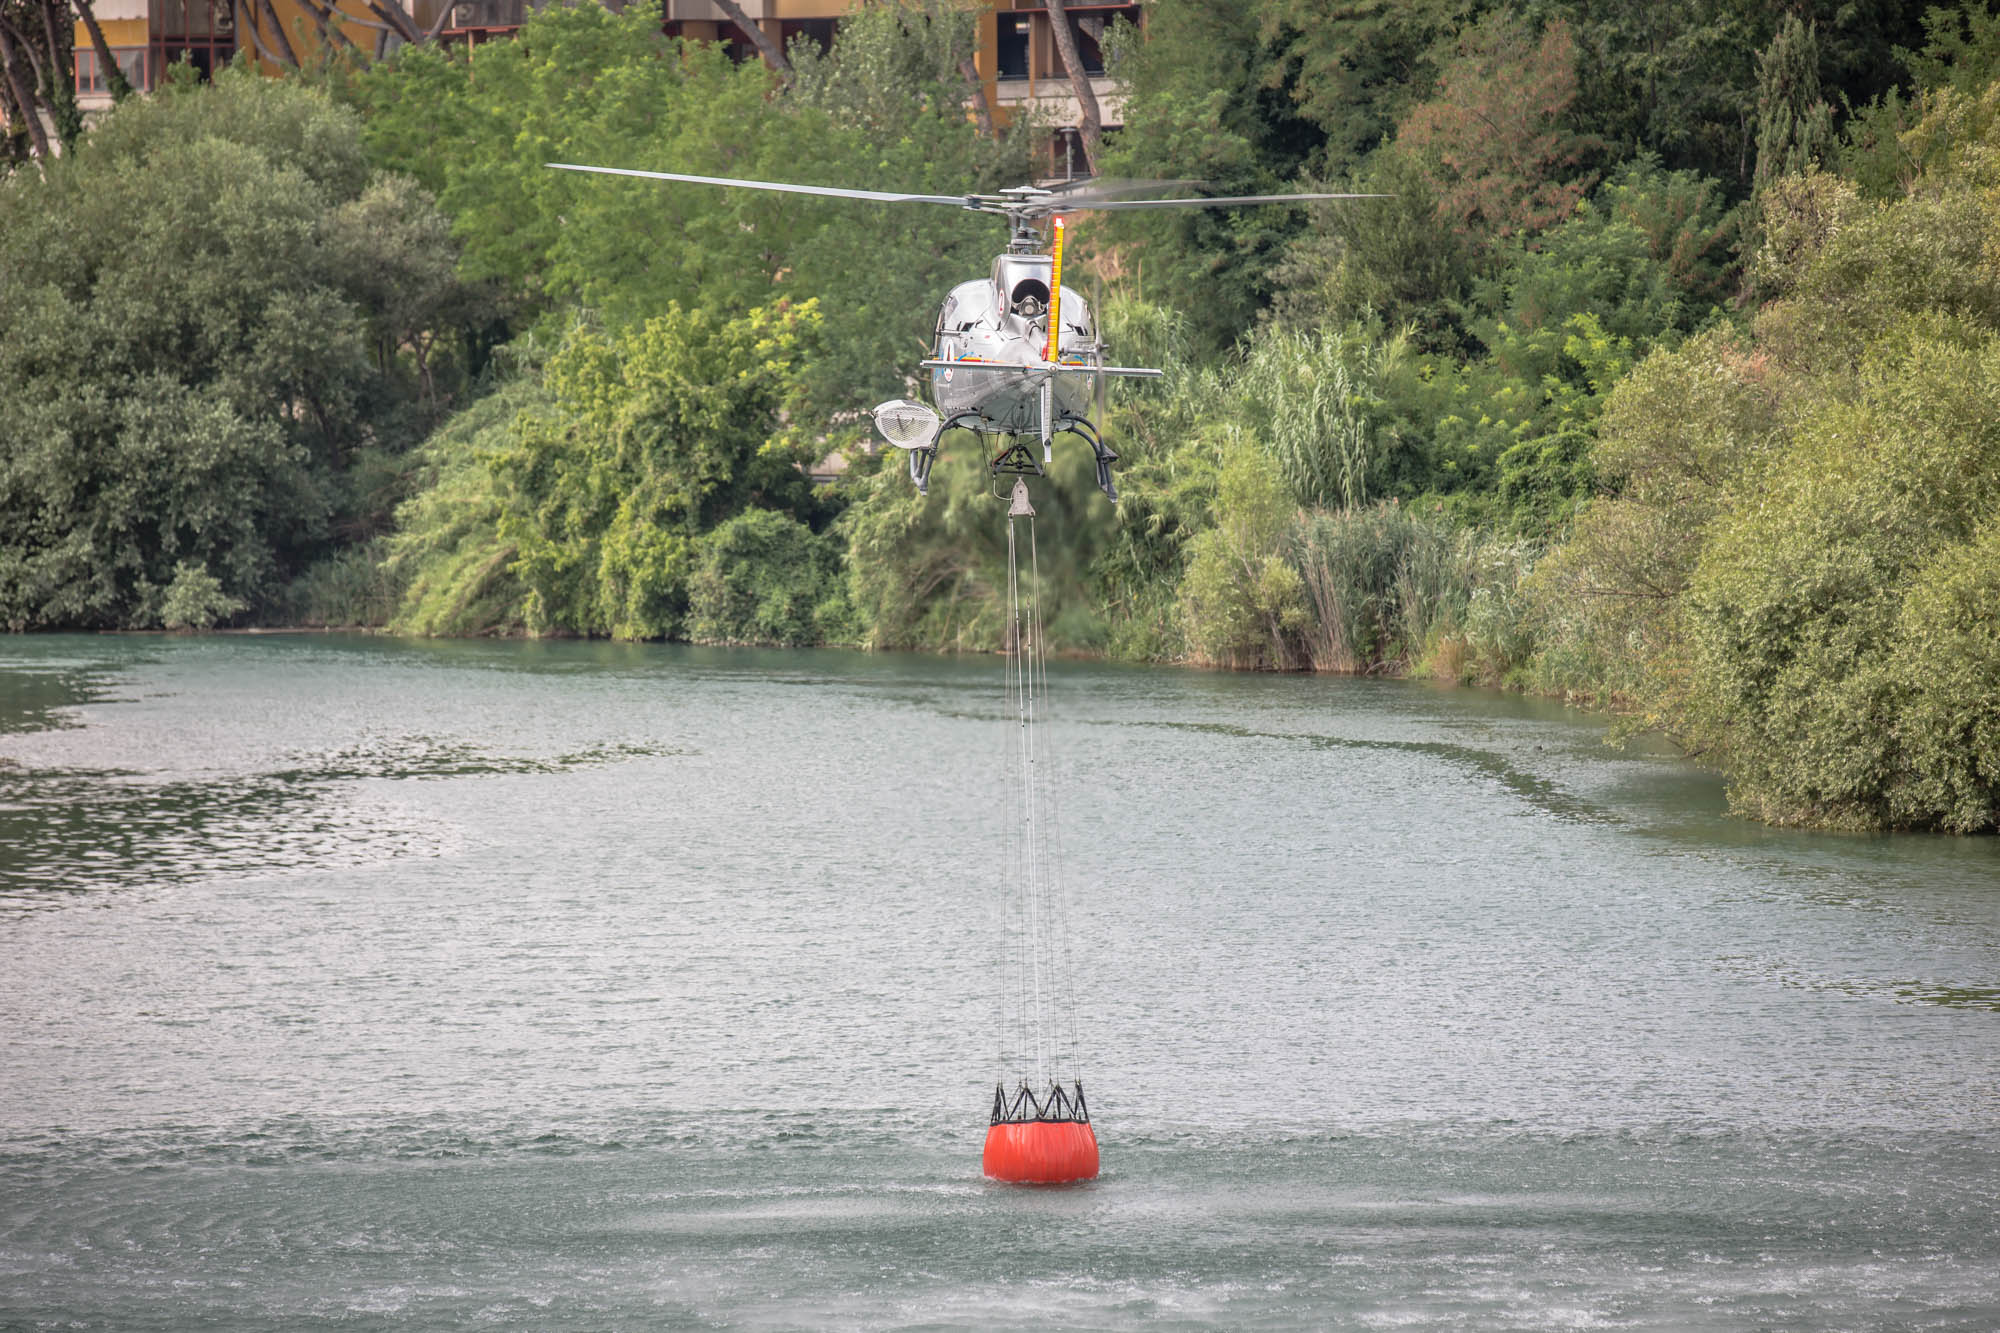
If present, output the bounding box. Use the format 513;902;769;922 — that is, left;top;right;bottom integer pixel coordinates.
1009;279;1050;319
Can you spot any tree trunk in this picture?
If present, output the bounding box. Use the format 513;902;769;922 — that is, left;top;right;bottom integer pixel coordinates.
252;0;299;65
422;0;455;45
0;11;47;94
0;18;50;158
37;0;81;148
293;0;360;54
364;0;421;46
710;0;789;82
1042;0;1101;175
958;54;994;138
70;0;132;99
238;18;289;67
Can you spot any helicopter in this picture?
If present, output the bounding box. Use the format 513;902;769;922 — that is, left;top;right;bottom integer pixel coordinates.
545;164;1379;501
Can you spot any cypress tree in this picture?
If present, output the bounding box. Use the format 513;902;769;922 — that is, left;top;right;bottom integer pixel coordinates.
1753;15;1834;191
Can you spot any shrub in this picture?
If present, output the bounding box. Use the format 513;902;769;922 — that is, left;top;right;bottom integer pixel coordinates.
160;562;244;631
687;510;843;647
1682;332;2000;829
1177;435;1309;670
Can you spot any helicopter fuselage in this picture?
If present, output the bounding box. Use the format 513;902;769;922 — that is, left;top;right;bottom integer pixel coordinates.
927;251;1095;434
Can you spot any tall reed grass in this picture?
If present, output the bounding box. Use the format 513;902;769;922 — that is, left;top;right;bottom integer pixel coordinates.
1286;504;1534;680
1241;325;1410;511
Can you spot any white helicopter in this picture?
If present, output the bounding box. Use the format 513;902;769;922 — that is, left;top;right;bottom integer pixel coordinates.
546;164;1378;500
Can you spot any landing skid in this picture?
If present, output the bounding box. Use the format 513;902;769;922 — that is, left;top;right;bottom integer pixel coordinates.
901;414;1119;503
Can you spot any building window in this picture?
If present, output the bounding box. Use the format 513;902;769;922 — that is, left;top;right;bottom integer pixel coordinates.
781;18;835;57
152;0;233;81
448;0;526;30
996;13;1028;79
1069;16;1105;76
1053;126;1089;180
76;46;148;94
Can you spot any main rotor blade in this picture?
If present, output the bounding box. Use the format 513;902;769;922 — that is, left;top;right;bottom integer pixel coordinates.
1039;191;1390;214
1041;177;1204;201
545;163;974;208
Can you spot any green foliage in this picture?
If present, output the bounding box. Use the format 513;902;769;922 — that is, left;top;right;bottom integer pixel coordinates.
0;69;466;629
1753;16;1836;193
1269;147;1473;343
1891;520;2000;831
386;379;547;637
1095;0;1332;351
326;173;493;404
1289;503;1533;679
688;509;846;647
347;0;1034;417
786;0;981;133
1536;86;2000;829
1176;436;1309;669
1083;299;1230;657
1255;0;1466;165
1335;162;1738;533
1524;327;1782;706
1240;323;1411;510
280;541;405;628
1595;155;1743;307
501;302;821;640
1841;7;2000;198
1535;0;1935;192
1752;139;1997;371
1397;14;1598;247
160;561;246;631
1901;3;2000;96
839;441;1120;654
391;304;821;642
1530;0;1764;183
1682;331;2000;830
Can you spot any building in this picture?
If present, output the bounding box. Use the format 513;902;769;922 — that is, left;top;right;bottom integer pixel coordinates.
975;3;1138;176
70;0;1140;176
657;2;1140;176
73;0;531;107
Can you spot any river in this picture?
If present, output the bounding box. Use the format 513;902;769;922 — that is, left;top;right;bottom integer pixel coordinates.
1;633;1996;1330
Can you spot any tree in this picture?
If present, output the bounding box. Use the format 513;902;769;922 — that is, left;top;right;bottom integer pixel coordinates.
1524;326;1782;707
1684;331;2000;830
712;0;790;80
1269;146;1472;342
1752;15;1834;194
352;0;1033;417
1536;85;2000;831
478;301;822;640
0;70;470;628
1096;0;1330;350
0;0;81;162
325;173;489;405
687;509;845;646
1177;433;1308;669
0;21;48;163
1396;13;1598;247
1044;0;1103;174
71;0;132;102
1257;0;1465;167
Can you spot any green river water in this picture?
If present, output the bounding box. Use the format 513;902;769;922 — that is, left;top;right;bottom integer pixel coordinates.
0;633;1995;1330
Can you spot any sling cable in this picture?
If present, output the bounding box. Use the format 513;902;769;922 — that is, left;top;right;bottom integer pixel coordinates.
982;475;1098;1184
